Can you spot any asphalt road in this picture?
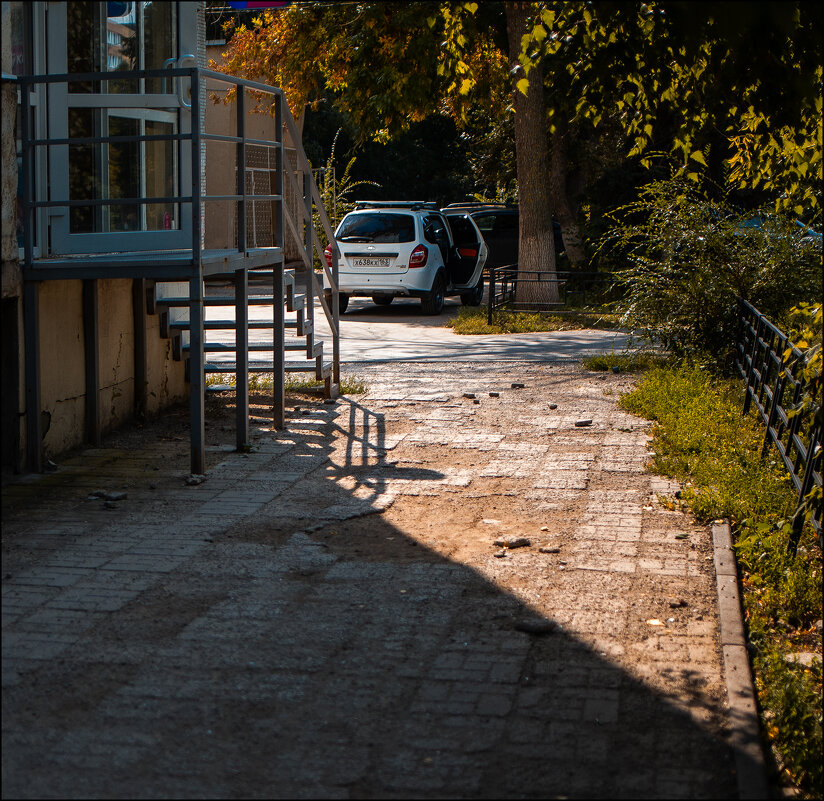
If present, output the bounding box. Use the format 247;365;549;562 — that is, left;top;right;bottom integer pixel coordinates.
205;287;633;365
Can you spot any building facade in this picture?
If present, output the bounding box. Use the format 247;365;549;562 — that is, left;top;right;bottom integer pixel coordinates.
2;1;338;477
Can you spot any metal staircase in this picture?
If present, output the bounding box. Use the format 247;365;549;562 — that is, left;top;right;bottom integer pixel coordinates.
16;63;340;475
151;268;335;391
146;70;343;468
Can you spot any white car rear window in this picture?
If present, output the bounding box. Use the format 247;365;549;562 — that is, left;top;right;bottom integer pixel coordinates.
337;213;415;243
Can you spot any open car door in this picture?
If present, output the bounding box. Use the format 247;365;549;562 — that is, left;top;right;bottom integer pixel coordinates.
443;213;487;290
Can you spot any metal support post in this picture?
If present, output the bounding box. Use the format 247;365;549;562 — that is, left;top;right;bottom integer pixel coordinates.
23;280;42;472
132;279;148;421
272;93;285;428
189;70;206;475
82;280;101;446
237;84;247;253
235;267;249;449
189;276;205;475
332;236;340;387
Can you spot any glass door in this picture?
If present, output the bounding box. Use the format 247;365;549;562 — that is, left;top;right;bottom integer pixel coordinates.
46;1;197;255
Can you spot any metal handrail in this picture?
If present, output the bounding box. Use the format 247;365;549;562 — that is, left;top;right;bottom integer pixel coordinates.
17;67;287;263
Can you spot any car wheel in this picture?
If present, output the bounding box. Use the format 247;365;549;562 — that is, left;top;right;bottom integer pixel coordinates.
338;293;349;314
420;274;445;315
372;295;393;306
460;281;484;307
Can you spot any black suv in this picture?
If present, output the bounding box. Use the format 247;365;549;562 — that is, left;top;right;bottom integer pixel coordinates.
442;203;566;270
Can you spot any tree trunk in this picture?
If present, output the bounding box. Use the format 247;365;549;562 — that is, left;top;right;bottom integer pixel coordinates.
505;2;557;306
549;118;587;267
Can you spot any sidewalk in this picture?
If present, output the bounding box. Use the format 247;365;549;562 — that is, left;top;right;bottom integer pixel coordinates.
2;361;741;798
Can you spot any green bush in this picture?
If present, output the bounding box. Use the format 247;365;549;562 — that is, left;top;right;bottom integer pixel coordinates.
755;647;822;795
598;177;822;365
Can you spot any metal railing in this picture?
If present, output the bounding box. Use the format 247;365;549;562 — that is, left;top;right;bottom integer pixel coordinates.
16;65;339;351
734;298;822;549
487;267;617;323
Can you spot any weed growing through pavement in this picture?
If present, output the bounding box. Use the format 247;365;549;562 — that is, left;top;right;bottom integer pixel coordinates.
620;362;822;798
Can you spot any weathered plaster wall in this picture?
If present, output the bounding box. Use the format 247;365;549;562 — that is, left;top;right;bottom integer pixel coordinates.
145;302;188;415
97;279;136;435
37;281;86;458
36;279;188;460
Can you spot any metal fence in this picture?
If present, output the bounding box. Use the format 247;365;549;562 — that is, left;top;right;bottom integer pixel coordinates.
487;267;617;324
734;298;822;549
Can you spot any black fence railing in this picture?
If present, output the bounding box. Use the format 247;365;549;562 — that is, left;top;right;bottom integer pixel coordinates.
734;298;822;550
487;267;617;323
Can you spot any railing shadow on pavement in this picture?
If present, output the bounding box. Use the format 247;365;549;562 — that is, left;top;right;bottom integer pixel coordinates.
1;382;761;799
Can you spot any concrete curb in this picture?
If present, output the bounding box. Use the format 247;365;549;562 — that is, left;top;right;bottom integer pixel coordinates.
712;520;771;800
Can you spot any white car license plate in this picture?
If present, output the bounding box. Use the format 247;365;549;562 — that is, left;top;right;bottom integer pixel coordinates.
352;257;391;268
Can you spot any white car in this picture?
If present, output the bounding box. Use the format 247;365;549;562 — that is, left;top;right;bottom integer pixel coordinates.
323;201;488;314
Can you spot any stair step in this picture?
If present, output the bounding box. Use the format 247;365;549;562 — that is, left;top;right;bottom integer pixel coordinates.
203;362;325;374
156;296;282;307
286;295;305;312
205;296;282;306
171;320;279;330
186;342;316;353
285;319;312;331
202;269;295;286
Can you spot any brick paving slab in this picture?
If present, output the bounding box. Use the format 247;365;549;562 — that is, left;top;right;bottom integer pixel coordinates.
1;361;745;799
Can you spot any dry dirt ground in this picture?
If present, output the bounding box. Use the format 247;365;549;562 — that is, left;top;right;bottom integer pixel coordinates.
2;361;740;798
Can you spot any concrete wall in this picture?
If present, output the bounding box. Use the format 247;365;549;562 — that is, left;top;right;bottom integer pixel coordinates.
35;278;188;461
37;282;86;458
96;279;137;435
144;293;188;415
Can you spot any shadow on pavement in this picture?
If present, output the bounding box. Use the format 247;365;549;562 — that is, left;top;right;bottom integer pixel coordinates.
1;389;747;799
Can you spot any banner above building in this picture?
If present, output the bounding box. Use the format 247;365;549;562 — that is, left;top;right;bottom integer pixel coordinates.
227;2;292;8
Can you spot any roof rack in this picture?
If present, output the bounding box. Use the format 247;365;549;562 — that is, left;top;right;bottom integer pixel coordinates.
443;202;516;210
353;201;439;211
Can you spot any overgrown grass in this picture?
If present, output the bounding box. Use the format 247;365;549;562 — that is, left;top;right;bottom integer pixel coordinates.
620;363;822;797
447;305;622;335
205;373;367;395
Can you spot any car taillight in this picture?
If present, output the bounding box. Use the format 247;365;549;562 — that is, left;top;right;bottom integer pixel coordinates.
324;243;334;268
409;244;428;267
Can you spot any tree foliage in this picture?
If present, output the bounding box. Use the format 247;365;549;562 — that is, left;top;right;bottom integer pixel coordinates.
214;2;446;139
515;1;823;217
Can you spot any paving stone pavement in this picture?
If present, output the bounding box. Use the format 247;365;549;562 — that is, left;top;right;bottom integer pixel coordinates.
2;362;747;799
